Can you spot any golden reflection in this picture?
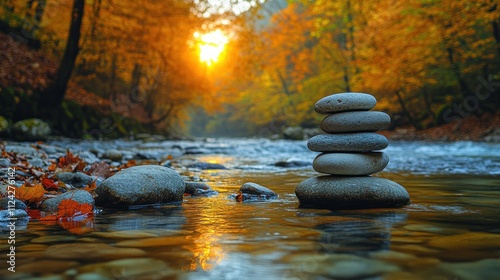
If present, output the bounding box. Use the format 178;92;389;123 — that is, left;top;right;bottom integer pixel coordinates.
182;177;247;271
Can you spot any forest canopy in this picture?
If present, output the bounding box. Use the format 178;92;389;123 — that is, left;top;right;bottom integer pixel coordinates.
0;0;499;138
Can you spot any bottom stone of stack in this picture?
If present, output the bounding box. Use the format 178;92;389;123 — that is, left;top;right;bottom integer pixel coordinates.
295;176;410;210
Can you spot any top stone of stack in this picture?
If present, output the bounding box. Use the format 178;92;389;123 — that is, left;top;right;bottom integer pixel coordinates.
314;92;377;114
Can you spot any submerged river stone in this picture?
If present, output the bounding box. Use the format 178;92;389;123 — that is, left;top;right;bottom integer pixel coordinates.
295;176;410;209
320;111;391;133
313;152;389;175
308;133;389;152
314;93;377;114
95;165;185;208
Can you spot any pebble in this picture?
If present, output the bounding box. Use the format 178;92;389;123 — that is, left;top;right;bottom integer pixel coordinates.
56;172;95;188
308;133;389;152
240;182;277;197
39;190;94;212
314;92;377;114
427;232;500;250
439;258;500;280
184;181;217;196
78;258;172;279
274;159;311;167
115;236;192;247
0;209;28;220
295;176;411;209
187;161;227;170
95;165;185;208
43;243;146;260
313;152;389;175
101;149;123;161
16;260;79;274
0;197;27;210
320;111;391;133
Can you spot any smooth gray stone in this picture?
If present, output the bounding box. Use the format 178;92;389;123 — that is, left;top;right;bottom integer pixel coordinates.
240;182;277;197
314;93;376;114
320;111;391;133
307;133;388;152
313;152;389;175
95;165;185;208
295;176;411;209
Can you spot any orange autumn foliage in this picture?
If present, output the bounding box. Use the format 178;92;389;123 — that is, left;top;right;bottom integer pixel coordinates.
15;182;45;204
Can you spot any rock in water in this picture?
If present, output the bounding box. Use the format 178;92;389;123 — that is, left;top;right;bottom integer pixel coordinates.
313;152;389;175
295;176;410;209
295;91;410;209
240;182;277;197
308;133;388;152
95;165;185;208
314;93;377;114
320;111;391;133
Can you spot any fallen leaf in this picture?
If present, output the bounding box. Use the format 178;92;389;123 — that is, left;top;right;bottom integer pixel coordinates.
57;199;93;219
42;178;58;191
15;182;46;203
88;161;111;179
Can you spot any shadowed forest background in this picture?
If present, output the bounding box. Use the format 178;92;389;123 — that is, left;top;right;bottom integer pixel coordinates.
0;0;499;139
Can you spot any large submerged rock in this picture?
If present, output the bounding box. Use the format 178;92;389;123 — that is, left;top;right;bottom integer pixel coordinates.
95;165;185;208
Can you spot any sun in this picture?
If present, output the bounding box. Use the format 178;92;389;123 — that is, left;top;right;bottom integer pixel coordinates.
194;30;228;66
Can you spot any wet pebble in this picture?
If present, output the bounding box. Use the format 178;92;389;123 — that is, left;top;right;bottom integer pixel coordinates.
43;243;146;260
16;260;79;274
75;272;112;280
0;208;28;220
240;182;277;197
0;158;11;166
101;149;123;161
274;159;311;167
427;232;500;250
439;258;500;280
184;181;217;196
91;230;158;239
78;258;172;279
0;197;27;210
187;161;227;170
290;253;400;278
115;236;191;247
56;172;95;188
32;235;78;243
29;158;47;168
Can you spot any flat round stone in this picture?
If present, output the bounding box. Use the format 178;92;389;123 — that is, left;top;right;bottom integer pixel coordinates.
313;152;389;175
307;133;388;152
320;111;391;133
295;176;411;209
314;93;376;114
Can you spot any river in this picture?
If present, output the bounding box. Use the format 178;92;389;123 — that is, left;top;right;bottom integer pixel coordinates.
1;138;500;279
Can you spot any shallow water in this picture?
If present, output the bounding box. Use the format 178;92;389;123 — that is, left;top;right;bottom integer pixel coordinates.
1;139;500;279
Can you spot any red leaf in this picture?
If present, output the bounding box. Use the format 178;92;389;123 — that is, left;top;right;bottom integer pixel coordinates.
42;178;58;191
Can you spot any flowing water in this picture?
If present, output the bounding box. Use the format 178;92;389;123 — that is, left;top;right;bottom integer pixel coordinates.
1;138;500;279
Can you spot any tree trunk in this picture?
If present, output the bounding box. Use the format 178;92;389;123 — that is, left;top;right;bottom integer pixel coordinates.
36;0;84;119
395;89;420;129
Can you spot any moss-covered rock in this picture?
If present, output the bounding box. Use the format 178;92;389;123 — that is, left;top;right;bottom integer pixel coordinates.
12;118;51;141
0;116;9;136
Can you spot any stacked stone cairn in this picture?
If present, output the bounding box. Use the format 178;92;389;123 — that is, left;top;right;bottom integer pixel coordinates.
295;92;411;209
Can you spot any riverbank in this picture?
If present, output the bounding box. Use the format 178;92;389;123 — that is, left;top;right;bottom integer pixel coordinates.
380;111;500;143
